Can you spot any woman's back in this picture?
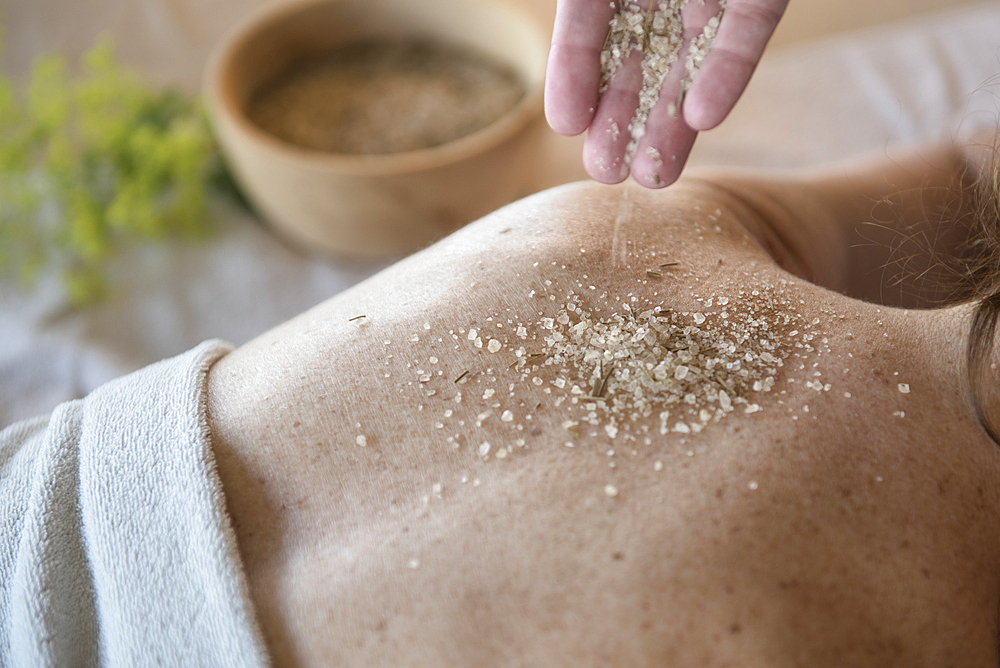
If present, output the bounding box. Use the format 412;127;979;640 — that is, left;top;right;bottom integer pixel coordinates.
207;172;1000;666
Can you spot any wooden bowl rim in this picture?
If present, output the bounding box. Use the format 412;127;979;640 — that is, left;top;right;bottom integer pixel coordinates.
204;0;548;176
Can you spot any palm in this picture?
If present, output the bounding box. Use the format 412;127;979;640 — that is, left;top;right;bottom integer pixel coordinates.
545;0;788;188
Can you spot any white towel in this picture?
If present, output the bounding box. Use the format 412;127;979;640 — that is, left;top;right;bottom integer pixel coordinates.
0;340;269;667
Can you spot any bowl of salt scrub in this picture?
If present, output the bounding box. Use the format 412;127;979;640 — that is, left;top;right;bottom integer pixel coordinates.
205;0;548;257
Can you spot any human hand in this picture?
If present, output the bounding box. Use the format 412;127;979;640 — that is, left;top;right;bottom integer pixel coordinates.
545;0;789;188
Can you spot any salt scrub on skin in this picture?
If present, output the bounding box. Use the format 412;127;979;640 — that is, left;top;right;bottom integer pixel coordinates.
427;276;834;456
503;286;822;442
600;1;728;168
392;268;837;481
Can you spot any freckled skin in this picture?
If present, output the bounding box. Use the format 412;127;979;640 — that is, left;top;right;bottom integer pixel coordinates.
207;145;1000;667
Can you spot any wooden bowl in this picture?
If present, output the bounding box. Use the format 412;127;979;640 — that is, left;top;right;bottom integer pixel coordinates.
204;0;548;258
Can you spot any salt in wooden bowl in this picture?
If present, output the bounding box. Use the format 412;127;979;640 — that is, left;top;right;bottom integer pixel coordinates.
204;0;548;258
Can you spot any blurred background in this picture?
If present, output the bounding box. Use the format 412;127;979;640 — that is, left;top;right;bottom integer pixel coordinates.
0;0;986;188
0;0;982;91
0;0;997;429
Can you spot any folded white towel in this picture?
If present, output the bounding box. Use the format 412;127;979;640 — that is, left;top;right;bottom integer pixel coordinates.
0;341;269;667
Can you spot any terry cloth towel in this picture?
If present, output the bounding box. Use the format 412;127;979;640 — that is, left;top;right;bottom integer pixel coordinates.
0;340;269;667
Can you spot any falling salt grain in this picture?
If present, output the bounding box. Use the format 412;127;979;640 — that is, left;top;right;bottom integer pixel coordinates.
478;442;491;457
748;481;759;490
501;410;514;422
407;558;420;569
897;383;910;394
604;484;619;498
654;461;664;472
356;435;367;447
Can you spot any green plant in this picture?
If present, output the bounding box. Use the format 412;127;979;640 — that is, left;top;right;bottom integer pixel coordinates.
0;37;224;305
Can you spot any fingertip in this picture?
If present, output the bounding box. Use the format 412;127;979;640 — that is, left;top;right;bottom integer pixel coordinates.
585;158;630;185
544;95;594;136
582;143;629;185
544;46;600;136
630;150;681;190
682;86;724;132
636;171;674;189
581;112;633;184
